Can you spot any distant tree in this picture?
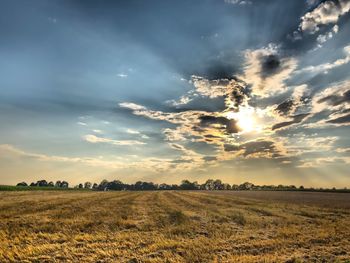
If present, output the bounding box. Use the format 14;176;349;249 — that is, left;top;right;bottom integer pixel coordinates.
223;183;231;190
48;181;54;187
171;184;180;190
239;182;254;190
99;179;109;190
84;182;92;189
231;184;239;190
92;183;99;189
213;179;223;190
107;180;124;191
30;182;37;187
299;185;304;190
159;183;172;190
180;180;198;190
16;182;28;187
204;179;215;190
61;181;69;188
78;183;83;189
55;181;61;187
37;180;48;187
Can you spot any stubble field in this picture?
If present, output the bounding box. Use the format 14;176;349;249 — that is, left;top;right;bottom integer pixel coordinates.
0;190;349;262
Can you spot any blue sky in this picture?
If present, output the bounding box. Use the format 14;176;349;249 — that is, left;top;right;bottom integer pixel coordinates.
1;0;350;187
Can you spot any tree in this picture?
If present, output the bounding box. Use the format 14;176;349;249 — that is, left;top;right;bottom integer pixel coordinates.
214;179;223;190
204;179;215;190
37;180;48;187
231;184;239;190
107;180;124;191
180;180;198;190
55;181;62;187
239;182;254;190
78;183;83;189
84;182;92;189
61;181;69;188
16;182;28;187
48;181;54;187
99;179;109;190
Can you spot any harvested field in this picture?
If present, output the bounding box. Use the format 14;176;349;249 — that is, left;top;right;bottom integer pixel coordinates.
0;190;349;262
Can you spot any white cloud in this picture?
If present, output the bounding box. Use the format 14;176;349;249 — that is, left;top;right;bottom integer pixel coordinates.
84;134;145;146
300;0;350;34
77;122;87;126
119;102;146;111
117;73;128;78
224;0;252;5
126;128;140;134
296;45;350;74
242;45;298;97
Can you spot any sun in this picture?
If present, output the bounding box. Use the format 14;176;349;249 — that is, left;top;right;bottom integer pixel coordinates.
225;106;260;133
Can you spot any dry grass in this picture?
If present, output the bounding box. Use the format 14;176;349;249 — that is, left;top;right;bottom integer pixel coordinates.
0;190;349;262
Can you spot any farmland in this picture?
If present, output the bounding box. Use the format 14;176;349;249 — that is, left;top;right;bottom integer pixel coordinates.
0;191;349;262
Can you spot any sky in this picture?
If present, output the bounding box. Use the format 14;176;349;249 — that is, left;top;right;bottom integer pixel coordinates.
0;0;350;187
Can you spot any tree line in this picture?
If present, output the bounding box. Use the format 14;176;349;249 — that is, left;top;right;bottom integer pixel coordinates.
16;179;348;192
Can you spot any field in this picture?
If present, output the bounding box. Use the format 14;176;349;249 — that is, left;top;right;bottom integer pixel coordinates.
0;191;349;262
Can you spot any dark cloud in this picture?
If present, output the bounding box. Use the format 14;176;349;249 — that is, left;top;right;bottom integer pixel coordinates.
326;113;350;124
261;54;281;78
275;99;295;115
199;115;240;133
224;140;282;158
200;63;238;80
272;113;310;130
202;156;217;162
171;159;192;164
317;89;350;106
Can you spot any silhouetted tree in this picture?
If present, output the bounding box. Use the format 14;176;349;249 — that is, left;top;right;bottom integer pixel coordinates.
61;181;69;188
99;179;109;190
203;179;215;190
239;182;254;190
84;182;92;189
180;180;199;190
16;182;28;187
37;180;48;187
48;181;54;187
214;179;223;190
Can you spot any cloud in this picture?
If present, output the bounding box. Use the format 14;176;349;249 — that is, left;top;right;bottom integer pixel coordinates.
199;115;240;134
117;73;128;78
272;113;310;130
77;122;87;126
299;0;350;34
126;128;140;134
242;45;298;97
274;85;310;117
298;156;350;168
119;102;146;111
224;139;284;158
224;0;252;5
84;134;146;146
326;113;350;124
312;80;350;112
316;25;339;46
296;45;350;74
0;144;187;172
